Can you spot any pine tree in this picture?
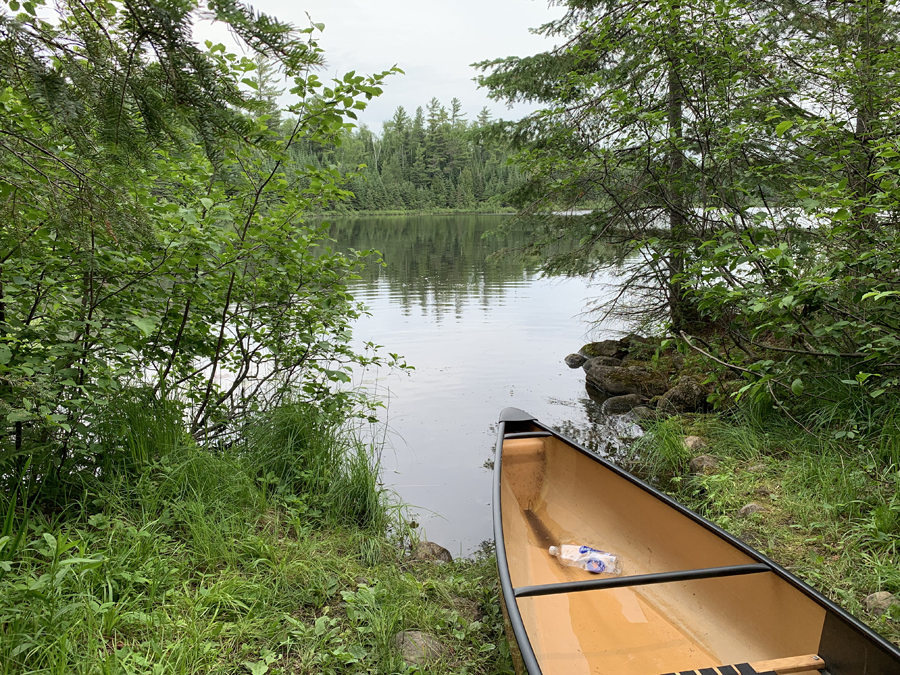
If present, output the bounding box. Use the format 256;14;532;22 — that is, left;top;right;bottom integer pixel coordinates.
475;0;790;328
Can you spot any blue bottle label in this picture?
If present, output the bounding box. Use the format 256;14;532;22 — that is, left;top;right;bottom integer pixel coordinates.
585;559;607;573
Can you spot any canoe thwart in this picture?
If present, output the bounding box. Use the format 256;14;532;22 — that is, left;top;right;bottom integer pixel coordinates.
749;653;825;674
660;653;825;675
503;431;553;439
513;563;772;599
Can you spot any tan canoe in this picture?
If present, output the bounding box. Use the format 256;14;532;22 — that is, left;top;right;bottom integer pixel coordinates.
493;408;900;675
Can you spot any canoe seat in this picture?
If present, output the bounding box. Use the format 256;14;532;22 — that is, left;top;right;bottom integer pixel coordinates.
660;653;826;675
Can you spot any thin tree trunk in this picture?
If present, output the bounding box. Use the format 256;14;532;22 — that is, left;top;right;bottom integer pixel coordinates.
848;0;883;230
666;1;695;331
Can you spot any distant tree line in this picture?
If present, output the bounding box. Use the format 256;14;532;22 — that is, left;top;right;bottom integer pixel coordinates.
287;98;523;212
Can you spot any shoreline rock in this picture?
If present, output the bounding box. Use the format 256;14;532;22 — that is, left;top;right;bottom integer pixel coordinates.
586;364;669;398
569;334;711;416
658;375;707;414
565;353;588;369
582;355;623;372
600;393;645;415
580;339;625;359
414;541;453;563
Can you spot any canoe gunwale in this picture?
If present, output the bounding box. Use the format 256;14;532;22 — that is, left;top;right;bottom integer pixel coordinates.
493;415;545;675
512;563;772;599
492;407;900;675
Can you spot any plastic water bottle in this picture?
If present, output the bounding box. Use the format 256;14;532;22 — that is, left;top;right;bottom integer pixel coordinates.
549;544;622;575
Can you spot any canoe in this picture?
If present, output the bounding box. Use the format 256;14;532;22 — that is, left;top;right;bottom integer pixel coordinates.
492;407;900;675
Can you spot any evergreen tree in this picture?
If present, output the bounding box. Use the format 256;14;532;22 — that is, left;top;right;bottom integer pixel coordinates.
475;0;791;329
309;97;522;213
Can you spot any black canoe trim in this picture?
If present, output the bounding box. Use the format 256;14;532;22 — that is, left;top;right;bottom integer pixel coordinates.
499;407;538;423
493;409;900;675
493;418;544;675
513;563;771;599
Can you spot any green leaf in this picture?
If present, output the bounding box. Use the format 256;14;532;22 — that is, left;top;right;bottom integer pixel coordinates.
242;661;269;675
832;208;850;221
775;120;793;136
130;317;158;337
791;378;804;396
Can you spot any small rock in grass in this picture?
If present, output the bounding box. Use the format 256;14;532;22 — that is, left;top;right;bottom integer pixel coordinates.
414;541;453;563
453;597;483;623
738;502;768;517
684;436;707;452
565;353;588;369
393;630;444;665
755;487;773;498
689;454;719;475
865;591;900;617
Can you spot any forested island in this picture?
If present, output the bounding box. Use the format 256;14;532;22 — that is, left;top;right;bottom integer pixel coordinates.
247;56;524;213
1;0;900;672
322;101;522;212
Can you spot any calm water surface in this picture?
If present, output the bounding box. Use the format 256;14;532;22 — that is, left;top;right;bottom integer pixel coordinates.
330;214;638;556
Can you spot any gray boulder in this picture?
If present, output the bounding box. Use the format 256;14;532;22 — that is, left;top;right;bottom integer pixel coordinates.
565;353;588;369
586;364;669;398
631;406;658;420
580;339;625;359
601;394;645;415
414;540;453;563
393;630;444;665
657;375;707;414
582;355;623;372
619;334;657;360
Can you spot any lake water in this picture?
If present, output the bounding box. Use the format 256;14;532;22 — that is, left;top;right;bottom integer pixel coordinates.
330;214;639;556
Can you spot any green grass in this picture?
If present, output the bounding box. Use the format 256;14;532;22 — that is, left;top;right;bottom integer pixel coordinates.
632;406;900;646
0;400;514;674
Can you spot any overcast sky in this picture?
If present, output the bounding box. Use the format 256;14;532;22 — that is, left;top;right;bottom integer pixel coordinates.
195;0;564;129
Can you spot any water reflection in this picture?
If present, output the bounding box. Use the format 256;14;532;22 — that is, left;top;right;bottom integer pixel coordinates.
330;215;538;315
551;385;642;461
329;214;636;555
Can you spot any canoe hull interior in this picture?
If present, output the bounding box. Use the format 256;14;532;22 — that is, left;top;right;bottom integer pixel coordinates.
493;412;900;675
